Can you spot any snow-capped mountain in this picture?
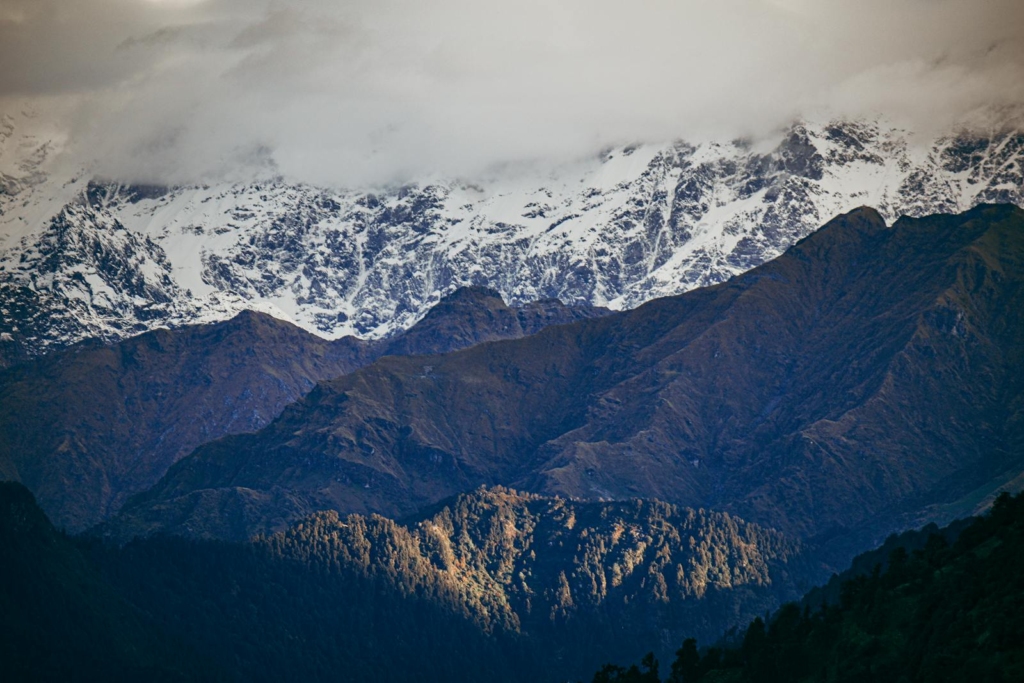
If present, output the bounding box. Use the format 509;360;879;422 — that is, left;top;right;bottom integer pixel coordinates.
1;108;1022;357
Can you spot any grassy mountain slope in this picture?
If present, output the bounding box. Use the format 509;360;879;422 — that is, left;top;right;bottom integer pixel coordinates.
0;287;604;531
0;311;368;532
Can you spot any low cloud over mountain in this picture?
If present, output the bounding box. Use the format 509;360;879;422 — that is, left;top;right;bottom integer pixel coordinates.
1;0;1023;185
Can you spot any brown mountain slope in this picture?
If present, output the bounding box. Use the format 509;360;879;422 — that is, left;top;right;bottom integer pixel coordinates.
0;288;605;531
107;205;1024;549
378;286;606;357
0;311;367;532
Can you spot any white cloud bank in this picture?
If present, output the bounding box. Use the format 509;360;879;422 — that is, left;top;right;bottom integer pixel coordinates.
1;0;1022;186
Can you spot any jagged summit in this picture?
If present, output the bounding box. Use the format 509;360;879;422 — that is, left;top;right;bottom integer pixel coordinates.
837;205;887;229
1;112;1022;359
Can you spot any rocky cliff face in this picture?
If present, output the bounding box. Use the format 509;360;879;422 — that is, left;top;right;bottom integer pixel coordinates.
2;110;1022;359
105;205;1024;560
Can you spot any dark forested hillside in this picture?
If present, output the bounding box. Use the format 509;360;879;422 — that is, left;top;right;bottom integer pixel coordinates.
100;493;800;681
109;205;1024;561
103;486;815;680
0;481;208;681
9;478;1024;683
1;482;815;682
377;487;812;649
0;286;604;532
596;490;1024;683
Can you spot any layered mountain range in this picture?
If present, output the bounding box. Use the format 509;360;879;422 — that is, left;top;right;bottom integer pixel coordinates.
0;286;605;532
2;109;1022;360
3;100;1024;682
104;205;1024;570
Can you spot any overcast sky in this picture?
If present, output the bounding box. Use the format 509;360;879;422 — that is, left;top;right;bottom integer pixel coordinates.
1;0;1022;186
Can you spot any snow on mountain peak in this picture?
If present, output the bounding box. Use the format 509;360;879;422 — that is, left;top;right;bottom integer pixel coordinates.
1;113;1022;358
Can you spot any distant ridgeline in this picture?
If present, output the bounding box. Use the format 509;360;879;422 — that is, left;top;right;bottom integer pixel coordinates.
593;491;1024;683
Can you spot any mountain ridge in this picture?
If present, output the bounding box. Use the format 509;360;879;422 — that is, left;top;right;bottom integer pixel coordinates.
0;286;606;531
105;204;1024;563
2;111;1022;357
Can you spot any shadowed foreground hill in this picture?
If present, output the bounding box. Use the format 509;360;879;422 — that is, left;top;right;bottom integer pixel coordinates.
109;205;1024;555
0;482;207;680
0;287;604;531
600;490;1024;683
1;482;811;682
